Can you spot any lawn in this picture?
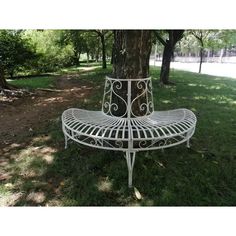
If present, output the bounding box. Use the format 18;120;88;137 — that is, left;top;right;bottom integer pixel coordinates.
8;76;56;89
1;65;236;206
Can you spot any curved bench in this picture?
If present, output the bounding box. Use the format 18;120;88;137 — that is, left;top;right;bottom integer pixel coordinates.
62;77;197;187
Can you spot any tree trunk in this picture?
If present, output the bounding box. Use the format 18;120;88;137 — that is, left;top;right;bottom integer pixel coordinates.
113;30;152;79
73;50;80;66
159;30;184;85
112;30;152;117
199;48;203;73
154;43;157;66
100;34;107;69
111;43;115;65
160;42;172;85
95;53;99;62
86;52;89;64
0;67;9;90
199;40;204;73
219;48;224;63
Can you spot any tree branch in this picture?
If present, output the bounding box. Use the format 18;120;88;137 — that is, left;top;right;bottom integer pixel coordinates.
153;31;167;46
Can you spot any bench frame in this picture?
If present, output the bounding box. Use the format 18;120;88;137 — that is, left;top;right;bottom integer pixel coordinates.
62;76;197;187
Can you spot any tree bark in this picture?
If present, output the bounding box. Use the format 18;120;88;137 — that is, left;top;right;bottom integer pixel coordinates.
199;40;204;73
110;43;115;65
100;33;107;69
156;30;184;85
113;30;152;79
112;30;152;117
0;67;9;90
160;42;173;85
73;49;80;66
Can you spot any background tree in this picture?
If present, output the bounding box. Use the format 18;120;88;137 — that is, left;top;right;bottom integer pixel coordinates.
0;30;36;90
154;30;184;85
94;30;111;69
190;30;210;73
59;30;87;66
206;30;236;62
82;32;100;63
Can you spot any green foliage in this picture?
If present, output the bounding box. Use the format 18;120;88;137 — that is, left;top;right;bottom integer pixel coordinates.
209;30;236;49
23;30;74;72
59;30;89;65
177;30;236;55
8;76;55;89
0;30;37;78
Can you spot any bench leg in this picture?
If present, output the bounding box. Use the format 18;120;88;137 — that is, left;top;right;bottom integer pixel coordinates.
64;134;68;149
186;129;193;148
125;151;136;188
186;138;190;148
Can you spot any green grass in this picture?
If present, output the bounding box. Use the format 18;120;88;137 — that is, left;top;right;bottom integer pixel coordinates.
1;65;236;206
8;76;56;89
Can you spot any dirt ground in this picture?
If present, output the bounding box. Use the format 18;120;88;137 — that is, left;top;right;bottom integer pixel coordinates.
0;74;95;150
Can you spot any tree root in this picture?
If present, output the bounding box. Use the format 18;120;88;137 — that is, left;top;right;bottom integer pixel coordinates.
159;80;176;86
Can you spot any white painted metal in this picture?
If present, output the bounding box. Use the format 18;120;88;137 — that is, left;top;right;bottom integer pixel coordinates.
62;76;197;187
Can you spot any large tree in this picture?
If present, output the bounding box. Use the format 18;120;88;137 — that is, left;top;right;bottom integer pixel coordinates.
155;30;184;85
0;30;36;90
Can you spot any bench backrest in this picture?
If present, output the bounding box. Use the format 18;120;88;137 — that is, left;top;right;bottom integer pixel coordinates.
102;76;154;118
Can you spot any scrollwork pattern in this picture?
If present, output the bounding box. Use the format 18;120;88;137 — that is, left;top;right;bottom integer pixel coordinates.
102;77;154;118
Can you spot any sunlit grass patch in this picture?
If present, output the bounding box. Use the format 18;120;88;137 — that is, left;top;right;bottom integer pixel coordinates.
8;76;55;89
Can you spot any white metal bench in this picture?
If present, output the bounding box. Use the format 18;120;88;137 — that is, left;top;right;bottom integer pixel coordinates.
62;76;197;187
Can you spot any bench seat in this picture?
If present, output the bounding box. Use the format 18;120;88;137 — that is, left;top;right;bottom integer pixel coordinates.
62;108;196;151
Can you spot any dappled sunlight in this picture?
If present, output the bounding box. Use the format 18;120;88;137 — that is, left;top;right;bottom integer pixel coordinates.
1;143;22;154
97;177;112;192
60;65;100;74
0;132;61;205
191;94;236;106
26;191;46;204
32;135;51;144
43;97;65;103
0;192;23;207
190;107;197;112
80;66;101;71
187;81;235;92
188;83;198;87
193;96;206;100
209;85;221;90
161;99;172;104
1;134;57;181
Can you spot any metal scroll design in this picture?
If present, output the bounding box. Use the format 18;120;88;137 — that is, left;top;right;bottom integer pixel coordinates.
102;77;154;118
135;136;184;150
102;78;128;118
130;79;154;117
